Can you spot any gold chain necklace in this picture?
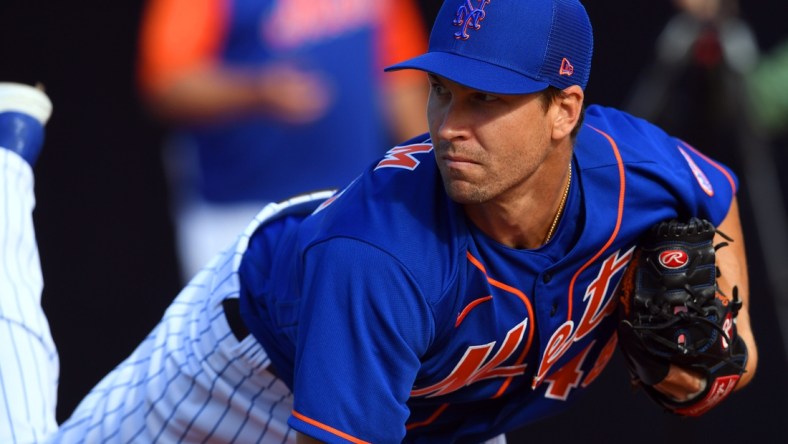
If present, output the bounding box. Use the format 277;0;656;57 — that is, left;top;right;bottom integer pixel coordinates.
543;163;572;244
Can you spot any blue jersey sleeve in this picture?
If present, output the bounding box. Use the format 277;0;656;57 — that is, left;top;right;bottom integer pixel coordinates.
583;106;739;226
671;139;738;225
288;237;434;443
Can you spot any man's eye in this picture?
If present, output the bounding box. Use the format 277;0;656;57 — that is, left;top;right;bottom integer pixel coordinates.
477;93;498;102
431;83;449;96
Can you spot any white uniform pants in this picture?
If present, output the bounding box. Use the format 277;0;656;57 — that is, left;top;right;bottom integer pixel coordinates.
52;200;296;443
0;149;59;443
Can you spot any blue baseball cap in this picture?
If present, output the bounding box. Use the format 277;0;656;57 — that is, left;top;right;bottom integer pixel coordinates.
385;0;593;95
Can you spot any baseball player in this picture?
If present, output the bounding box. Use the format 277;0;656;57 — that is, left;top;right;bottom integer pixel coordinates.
0;82;57;443
46;0;761;442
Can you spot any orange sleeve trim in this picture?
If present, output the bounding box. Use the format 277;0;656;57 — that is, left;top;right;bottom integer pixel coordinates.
138;0;229;94
567;124;627;320
455;296;493;327
291;410;371;444
405;403;449;431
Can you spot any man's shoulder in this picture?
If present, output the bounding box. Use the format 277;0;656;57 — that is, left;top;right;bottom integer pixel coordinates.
577;105;680;166
298;141;465;296
582;105;670;141
304;138;461;255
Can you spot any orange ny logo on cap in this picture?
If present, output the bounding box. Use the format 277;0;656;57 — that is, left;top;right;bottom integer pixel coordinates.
453;0;492;40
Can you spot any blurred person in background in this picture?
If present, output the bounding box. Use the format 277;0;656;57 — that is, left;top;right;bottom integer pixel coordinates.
138;0;429;280
624;0;788;380
623;0;759;165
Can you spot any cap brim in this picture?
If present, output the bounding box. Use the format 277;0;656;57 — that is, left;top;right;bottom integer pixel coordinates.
385;51;549;95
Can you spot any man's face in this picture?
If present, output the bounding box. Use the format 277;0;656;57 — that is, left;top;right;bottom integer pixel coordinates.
427;74;555;205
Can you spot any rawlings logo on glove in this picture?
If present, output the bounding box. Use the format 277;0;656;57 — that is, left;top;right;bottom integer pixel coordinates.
617;217;748;416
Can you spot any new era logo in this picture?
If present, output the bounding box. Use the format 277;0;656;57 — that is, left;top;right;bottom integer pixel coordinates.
560;58;574;76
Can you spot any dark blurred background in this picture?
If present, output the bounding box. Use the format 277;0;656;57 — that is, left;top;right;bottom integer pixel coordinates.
1;1;786;442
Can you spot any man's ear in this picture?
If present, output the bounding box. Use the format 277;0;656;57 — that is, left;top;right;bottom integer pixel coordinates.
551;85;584;140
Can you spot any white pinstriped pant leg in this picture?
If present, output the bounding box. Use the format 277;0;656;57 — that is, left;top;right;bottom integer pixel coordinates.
51;234;295;443
0;149;59;443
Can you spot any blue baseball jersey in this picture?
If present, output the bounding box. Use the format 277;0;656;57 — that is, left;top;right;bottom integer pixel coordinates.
238;105;737;443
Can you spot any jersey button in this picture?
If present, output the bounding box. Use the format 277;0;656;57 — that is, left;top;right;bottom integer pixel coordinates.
542;273;552;284
550;302;559;316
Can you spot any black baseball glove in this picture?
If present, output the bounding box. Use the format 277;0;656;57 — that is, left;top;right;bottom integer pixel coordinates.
617;217;748;416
